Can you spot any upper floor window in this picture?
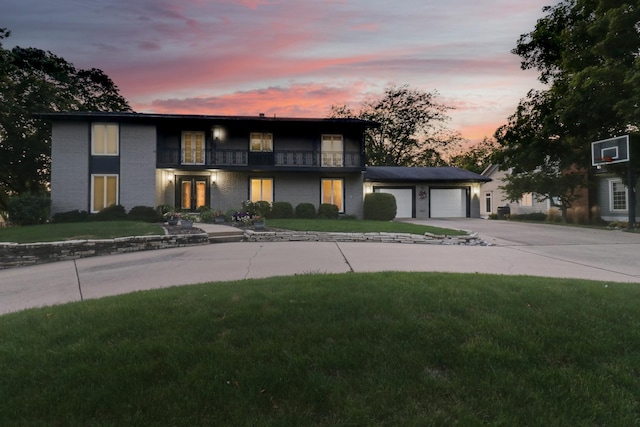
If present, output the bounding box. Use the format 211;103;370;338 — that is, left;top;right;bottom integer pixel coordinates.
182;131;205;165
250;133;273;152
321;134;343;167
610;180;628;211
92;123;119;155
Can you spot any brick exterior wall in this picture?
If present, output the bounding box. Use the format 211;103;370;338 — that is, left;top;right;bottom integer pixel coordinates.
50;122;90;215
120;124;157;210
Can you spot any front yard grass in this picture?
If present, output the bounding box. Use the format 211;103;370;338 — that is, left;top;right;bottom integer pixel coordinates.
266;218;465;236
0;221;164;243
1;272;639;426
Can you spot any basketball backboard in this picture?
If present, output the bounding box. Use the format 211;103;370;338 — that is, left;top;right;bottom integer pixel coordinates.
591;135;630;166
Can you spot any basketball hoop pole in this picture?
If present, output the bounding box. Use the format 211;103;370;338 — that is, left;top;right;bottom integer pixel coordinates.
628;161;636;231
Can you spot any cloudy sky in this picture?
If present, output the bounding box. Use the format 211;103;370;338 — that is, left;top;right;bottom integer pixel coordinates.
2;0;551;143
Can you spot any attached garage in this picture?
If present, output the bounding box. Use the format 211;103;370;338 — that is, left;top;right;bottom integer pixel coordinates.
364;166;490;219
430;188;467;218
375;188;414;218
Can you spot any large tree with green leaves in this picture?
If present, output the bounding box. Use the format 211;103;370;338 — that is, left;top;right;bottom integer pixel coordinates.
449;137;498;174
494;0;640;221
0;28;131;211
330;85;461;166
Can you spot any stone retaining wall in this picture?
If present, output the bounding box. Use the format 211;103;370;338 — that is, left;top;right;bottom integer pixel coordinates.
0;234;209;269
244;230;488;245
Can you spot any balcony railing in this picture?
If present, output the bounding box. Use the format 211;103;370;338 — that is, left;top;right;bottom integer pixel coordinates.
157;148;362;168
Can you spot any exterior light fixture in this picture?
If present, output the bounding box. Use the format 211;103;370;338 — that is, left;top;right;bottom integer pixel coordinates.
212;126;224;141
210;171;217;184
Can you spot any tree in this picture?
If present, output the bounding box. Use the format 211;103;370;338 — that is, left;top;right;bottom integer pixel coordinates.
494;0;640;222
449;137;498;174
330;85;461;166
0;29;131;211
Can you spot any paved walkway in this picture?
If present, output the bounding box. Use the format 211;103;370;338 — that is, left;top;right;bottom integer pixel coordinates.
1;220;639;315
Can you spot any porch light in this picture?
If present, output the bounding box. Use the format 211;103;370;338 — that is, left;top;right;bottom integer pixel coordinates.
210;171;217;184
212;125;224;141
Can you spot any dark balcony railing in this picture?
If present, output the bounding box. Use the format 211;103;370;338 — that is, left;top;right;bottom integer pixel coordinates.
157;148;361;168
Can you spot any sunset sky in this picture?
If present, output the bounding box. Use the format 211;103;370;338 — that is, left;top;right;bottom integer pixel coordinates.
2;0;551;143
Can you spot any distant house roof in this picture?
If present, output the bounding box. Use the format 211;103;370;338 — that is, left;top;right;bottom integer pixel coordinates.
364;166;491;182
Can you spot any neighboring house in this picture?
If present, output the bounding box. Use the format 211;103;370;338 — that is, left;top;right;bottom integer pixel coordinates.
480;165;554;218
363;166;490;218
594;171;640;222
43;112;378;218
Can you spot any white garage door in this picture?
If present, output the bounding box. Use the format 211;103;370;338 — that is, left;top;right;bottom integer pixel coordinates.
376;188;413;218
430;189;466;218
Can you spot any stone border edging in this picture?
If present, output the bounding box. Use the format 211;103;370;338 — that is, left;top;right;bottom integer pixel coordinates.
0;233;209;269
244;230;489;245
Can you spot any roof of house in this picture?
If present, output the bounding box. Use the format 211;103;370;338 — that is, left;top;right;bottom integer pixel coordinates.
364;166;491;182
35;111;379;128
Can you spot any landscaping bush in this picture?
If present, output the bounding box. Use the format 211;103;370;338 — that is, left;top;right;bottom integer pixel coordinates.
7;193;51;225
253;201;272;217
270;201;294;219
363;192;396;221
127;206;163;223
318;203;339;219
92;204;127;221
52;210;89;223
295;203;316;219
508;212;547;222
199;209;215;223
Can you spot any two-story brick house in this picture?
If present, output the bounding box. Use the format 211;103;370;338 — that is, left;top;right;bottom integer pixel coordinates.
41;112;378;217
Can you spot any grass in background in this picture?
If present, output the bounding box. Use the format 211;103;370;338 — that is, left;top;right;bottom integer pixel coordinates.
267;218;465;236
0;221;164;243
1;272;639;425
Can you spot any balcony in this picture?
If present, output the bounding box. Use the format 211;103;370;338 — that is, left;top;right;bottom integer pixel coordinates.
157;148;362;169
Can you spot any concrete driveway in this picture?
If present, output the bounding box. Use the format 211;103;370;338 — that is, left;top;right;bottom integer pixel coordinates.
1;219;639;315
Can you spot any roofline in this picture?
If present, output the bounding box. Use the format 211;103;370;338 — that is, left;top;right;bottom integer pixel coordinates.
34;111;380;128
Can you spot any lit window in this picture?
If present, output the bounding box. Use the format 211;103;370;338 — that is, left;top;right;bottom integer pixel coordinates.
92;123;119;155
520;193;533;207
250;133;273;152
250;178;273;203
610;180;628;211
321;178;343;212
321;134;343;167
92;174;118;212
182;132;205;164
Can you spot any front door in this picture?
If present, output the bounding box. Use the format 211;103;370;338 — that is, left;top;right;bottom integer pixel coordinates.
178;176;208;211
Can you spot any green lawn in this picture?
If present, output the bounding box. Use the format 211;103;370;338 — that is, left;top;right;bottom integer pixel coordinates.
266;218;465;235
1;272;639;425
0;219;463;243
0;221;164;243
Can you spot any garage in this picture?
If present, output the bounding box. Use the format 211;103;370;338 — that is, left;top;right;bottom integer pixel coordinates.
375;188;413;218
430;188;467;217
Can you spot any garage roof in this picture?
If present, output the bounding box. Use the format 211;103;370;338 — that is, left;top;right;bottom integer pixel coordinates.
364;166;491;182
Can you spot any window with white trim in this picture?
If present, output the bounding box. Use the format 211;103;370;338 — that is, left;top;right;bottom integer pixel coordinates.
91;174;118;212
92;123;119;155
321;178;344;212
484;192;492;213
520;192;533;207
321;134;343;167
250;178;273;203
250;133;273;152
610;180;628;211
182;131;205;164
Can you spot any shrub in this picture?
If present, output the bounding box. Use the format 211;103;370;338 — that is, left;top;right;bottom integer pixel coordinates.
363;193;396;221
487;213;498;220
318;203;339;219
7;193;51;226
295;203;316;219
52;210;89;223
92;204;127;221
270;202;294;219
199;209;215;223
508;212;547;222
253;201;272;217
128;206;163;223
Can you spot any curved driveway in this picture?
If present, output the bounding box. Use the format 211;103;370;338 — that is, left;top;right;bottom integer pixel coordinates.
1;219;639;315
